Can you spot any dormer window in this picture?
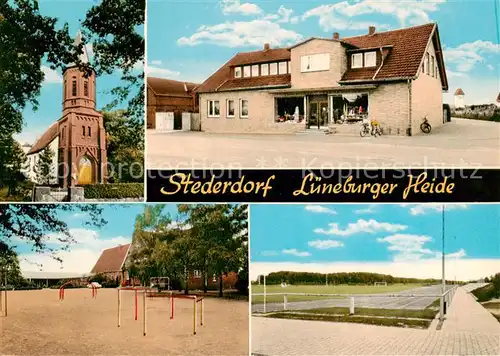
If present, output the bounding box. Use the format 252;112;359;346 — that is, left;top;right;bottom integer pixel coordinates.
278;61;287;74
234;67;242;78
243;65;251;78
351;53;363;69
270;62;278;75
261;63;269;76
251;64;259;77
364;52;376;67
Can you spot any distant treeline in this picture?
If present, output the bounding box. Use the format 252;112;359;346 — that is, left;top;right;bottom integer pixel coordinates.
255;271;464;285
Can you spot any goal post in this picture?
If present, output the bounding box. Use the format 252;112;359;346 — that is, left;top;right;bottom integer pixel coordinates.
374;282;388;287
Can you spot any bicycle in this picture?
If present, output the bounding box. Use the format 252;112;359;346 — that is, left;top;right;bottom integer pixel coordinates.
360;119;382;137
420;116;432;133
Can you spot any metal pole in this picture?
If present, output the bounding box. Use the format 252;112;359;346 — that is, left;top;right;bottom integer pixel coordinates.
263;275;266;313
117;289;121;327
193;297;197;335
284;295;287;310
442;205;446;295
135;289;138;321
143;290;147;336
349;297;355;315
170;293;174;319
200;298;204;326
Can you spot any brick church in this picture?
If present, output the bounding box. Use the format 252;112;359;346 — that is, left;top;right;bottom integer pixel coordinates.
26;31;107;187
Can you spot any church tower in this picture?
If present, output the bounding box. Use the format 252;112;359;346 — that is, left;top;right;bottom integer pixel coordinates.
59;30;107;187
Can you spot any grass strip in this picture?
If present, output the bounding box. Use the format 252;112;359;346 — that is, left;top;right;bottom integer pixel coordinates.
300;306;437;320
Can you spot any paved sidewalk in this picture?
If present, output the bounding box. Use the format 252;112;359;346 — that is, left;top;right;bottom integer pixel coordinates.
252;287;500;355
442;286;500;335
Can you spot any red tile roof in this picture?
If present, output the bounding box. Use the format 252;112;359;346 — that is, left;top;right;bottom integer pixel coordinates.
28;122;59;155
454;88;465;95
340;23;446;87
91;244;130;274
195;48;291;93
147;77;198;97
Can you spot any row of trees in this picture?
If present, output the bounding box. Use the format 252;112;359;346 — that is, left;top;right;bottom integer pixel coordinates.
258;271;453;286
0;0;145;196
126;204;249;296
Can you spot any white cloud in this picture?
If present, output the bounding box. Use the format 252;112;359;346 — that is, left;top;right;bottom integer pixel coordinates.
282;248;311;257
261;250;279;256
250;259;499;281
302;0;445;31
444;40;500;74
354;204;377;214
487;64;495;71
308;239;344;249
177;20;302;48
19;228;130;274
220;0;262;16
41;65;62;84
314;219;407;236
377;233;467;262
263;5;295;24
305;205;337;215
146;64;181;78
400;203;468;216
151;60;162;66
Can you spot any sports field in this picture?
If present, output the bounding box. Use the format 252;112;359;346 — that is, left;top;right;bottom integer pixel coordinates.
0;288;248;355
251;283;424;304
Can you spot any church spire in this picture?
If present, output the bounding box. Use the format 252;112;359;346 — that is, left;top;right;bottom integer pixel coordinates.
72;30;90;65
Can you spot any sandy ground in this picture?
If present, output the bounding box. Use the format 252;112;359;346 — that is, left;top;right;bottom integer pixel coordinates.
147;118;500;168
0;289;248;355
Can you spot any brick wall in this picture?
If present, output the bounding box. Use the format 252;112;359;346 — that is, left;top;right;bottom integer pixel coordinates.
290;39;345;89
369;82;410;136
200;91;302;133
411;40;444;134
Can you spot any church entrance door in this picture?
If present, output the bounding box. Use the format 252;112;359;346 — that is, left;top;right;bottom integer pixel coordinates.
78;156;93;185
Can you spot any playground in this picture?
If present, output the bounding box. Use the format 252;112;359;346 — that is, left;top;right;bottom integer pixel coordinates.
0;288;248;355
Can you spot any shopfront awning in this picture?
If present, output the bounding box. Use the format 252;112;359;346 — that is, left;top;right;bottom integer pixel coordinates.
267;84;378;95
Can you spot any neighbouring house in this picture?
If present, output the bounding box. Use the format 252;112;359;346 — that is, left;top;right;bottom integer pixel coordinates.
22;271;90;288
196;23;449;136
26;31;107;187
454;88;465;109
90;243;131;283
147;77;199;130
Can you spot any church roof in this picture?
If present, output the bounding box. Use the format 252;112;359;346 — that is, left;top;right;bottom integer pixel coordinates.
27;122;58;155
66;30;89;67
454;88;464;95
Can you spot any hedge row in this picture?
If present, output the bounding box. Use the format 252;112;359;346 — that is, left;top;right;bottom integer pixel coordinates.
83;183;144;199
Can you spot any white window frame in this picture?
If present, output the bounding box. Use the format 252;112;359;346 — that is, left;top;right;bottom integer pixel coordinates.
207;100;220;118
351;53;363;69
300;53;330;72
234;67;242;78
269;62;278;75
193;270;201;278
226;99;235;118
425;53;430;75
364;52;376;67
243;65;251;78
240;99;249;118
431;55;435;77
251;64;259;77
287;61;291;74
278;61;287;75
260;63;269;76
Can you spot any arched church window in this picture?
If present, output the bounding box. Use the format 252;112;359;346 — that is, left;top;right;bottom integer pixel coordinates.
84;81;89;97
88;126;91;137
72;78;77;96
82;125;86;136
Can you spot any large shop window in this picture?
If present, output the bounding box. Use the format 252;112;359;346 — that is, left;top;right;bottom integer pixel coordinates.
276;97;304;123
240;99;249;118
331;93;369;124
208;100;220;117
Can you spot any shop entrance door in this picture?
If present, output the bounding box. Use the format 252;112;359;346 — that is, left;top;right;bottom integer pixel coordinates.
308;100;329;129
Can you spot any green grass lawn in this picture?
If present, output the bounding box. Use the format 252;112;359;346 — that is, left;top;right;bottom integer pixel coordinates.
262;312;432;329
251;283;423;304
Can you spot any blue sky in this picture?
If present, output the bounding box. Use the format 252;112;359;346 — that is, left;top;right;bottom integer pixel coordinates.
17;204;180;273
15;0;144;145
250;204;500;280
147;0;500;105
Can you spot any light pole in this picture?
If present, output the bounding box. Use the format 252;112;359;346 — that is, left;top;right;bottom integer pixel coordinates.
442;204;446;294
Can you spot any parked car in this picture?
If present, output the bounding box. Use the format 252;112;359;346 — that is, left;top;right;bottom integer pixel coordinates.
87;282;102;288
443;103;451;123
